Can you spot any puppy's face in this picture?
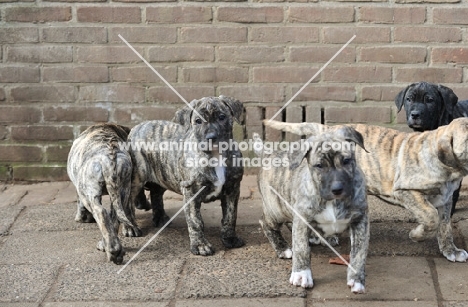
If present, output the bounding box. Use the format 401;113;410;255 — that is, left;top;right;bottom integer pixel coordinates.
402;82;443;131
307;139;357;201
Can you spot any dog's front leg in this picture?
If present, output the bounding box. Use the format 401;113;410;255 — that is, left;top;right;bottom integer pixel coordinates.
290;212;313;288
437;200;468;262
183;192;214;256
220;182;245;249
347;213;369;294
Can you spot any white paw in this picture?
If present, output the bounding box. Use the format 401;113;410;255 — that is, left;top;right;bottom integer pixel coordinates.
309;237;321;245
347;279;365;294
290;269;314;288
279;248;293;259
445;249;468;262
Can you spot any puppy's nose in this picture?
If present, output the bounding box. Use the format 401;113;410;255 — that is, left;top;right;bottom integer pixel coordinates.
410;111;420;119
331;182;344;196
205;132;218;142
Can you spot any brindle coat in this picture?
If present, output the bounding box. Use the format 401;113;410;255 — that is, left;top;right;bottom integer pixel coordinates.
67;124;142;264
254;128;369;293
265;118;468;262
127;96;245;255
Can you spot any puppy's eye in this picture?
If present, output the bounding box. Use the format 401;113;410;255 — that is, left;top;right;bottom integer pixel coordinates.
219;114;226;121
343;158;352;165
406;96;413;102
195;118;203;125
425;96;434;103
314;163;323;169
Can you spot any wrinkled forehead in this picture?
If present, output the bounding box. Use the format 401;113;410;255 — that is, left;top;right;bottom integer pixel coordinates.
306;134;356;156
192;97;230;118
408;82;436;97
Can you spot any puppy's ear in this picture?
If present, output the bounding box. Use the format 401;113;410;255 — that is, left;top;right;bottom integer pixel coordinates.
173;100;196;126
219;95;244;123
437;84;458;115
395;85;411;113
437;134;459;169
336;126;368;153
289;145;310;170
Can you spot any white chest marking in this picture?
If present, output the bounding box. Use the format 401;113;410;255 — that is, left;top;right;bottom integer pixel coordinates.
314;202;351;236
206;165;225;199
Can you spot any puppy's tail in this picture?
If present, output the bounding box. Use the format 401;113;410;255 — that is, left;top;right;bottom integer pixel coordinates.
252;133;263;156
263;120;329;136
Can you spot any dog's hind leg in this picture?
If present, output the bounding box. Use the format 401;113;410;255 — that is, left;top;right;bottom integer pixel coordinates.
260;218;291;259
437;200;468;262
347;213;369;294
75;196;95;223
147;183;170;227
220;183;245;249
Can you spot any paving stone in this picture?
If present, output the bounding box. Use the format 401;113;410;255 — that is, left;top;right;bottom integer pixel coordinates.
311;301;438;307
51;260;184;301
176;257;306;299
44;303;168;307
434;258;468;301
0;205;24;235
0;303;39;307
17;182;69;207
308;257;436;301
443;302;468;307
175;297;305;307
0;185;28;208
51;182;77;204
0;264;58;303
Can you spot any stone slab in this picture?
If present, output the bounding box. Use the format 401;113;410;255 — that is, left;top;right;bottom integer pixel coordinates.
44;303;168;307
435;258;468;301
17;182;69;207
311;301;438;307
175;297;305;307
0;206;24;236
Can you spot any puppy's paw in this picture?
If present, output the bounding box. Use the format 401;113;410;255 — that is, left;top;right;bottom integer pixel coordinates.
290;269;314;288
309;236;339;247
122;225;143;237
152;213;171;228
279;248;293;259
75;210;95;223
409;224;436;242
108;248;125;265
190;242;215;256
444;248;468;262
96;240;105;252
347;279;365;294
221;236;245;249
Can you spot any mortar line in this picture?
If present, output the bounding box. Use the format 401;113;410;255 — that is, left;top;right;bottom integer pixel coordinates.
38;264;66;307
426;257;444;307
168;258;189;307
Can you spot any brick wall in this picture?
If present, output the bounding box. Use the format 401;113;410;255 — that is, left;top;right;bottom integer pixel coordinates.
1;0;468;181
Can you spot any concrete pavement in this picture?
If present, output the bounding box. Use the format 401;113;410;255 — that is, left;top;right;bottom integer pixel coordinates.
0;176;468;306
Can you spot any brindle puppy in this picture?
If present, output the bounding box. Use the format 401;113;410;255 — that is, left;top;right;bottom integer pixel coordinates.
127;96;245;255
254;128;369;293
67;124;142;264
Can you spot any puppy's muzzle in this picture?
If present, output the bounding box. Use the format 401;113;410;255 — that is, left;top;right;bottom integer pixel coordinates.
331;181;344;196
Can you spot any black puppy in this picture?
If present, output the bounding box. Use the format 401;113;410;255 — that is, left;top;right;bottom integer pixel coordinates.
395;81;463;215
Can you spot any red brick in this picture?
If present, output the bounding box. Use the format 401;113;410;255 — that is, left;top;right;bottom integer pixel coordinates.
253;66;320;83
79;85;145;103
218;7;283;23
13;165;69;182
450;85;468;100
0;66;40;83
0;89;6;102
0;126;8;140
45;145;71;163
264;106;283;141
285;105;302;141
395;68;462;84
181;67;248;83
77;7;141;23
6;46;72;63
293;85;356;102
432;48;468;64
11;85;75;103
148;46;214;62
180;27;247;43
305;105;321;123
113;106;178;124
218;85;284;103
323;27;390;43
0;28;38;43
42;27;107;43
43;66;109;83
394;27;461;43
146;6;212;23
397;0;458;2
43;106;109;122
109;27;176;43
250;26;319;43
289;7;354;23
218;46;284;63
361;85;402;102
359;7;426;24
325;106;392;124
5;7;71;22
360;47;427;64
111;66;177;83
433;8;468;25
323;66;392;83
245;106;263;126
289;46;356;63
76;46;144;64
11;125;73;141
115;0;176;2
0;145;43;162
147;86;215;104
0;107;41;123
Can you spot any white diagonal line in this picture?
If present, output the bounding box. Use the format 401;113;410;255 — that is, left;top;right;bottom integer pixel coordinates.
117;186;206;274
269;35;356;122
268;185;357;274
118;34;207;123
